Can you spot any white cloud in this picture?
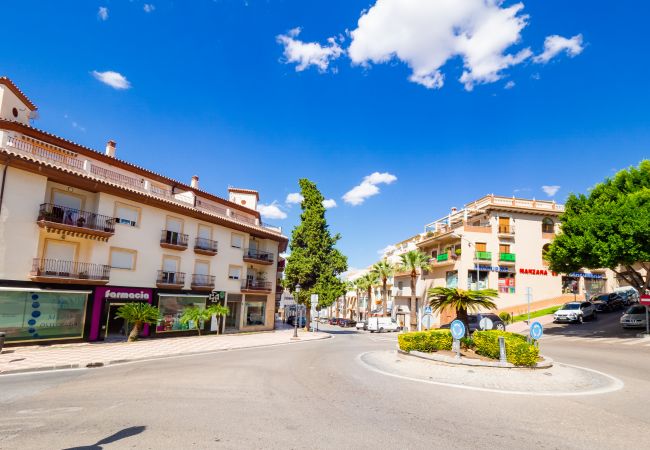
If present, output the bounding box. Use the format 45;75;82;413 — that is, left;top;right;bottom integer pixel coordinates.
504;80;515;89
534;34;584;64
144;4;156;13
91;71;132;90
257;201;287;220
276;27;344;72
98;7;109;21
322;199;337;209
285;192;304;204
343;171;397;206
542;185;561;197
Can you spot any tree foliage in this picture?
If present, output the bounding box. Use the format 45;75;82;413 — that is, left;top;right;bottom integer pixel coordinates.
546;160;650;292
284;179;348;312
371;260;395;316
179;305;230;336
115;302;160;342
398;250;431;330
427;287;498;331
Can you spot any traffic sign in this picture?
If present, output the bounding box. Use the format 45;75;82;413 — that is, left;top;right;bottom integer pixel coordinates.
479;317;493;331
424;306;432;315
530;321;544;340
421;314;434;330
450;320;466;340
640;295;650;306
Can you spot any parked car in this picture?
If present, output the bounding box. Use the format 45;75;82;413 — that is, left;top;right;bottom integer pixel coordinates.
355;320;366;331
620;304;648;329
553;301;597;323
328;317;340;326
319;317;330;324
591;293;625;312
614;287;640;305
367;317;401;333
287;315;307;327
339;318;357;328
440;313;506;332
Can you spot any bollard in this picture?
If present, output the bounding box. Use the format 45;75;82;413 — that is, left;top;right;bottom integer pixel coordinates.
498;336;507;363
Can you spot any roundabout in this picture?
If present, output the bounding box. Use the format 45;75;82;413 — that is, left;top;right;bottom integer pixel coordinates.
358;350;624;396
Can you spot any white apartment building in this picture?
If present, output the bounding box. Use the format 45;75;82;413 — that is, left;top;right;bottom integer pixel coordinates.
0;77;288;345
386;195;617;330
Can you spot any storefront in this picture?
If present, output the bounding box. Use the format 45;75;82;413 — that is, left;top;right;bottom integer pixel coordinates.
498;272;516;294
0;287;91;344
89;286;153;342
155;293;209;334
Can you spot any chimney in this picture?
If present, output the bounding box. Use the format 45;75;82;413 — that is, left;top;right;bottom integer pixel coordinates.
105;140;116;158
451;207;458;214
191;175;199;189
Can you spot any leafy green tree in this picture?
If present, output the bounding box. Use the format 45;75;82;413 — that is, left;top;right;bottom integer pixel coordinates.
284;179;348;327
179;305;230;336
371;260;395;317
546;160;650;293
398;250;431;331
115;303;160;342
427;287;498;332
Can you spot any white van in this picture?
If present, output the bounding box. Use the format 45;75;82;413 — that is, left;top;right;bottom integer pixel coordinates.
367;317;401;333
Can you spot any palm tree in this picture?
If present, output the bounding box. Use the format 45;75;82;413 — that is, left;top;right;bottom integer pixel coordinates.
366;272;380;318
427;287;498;332
371;260;395;317
179;304;230;336
345;280;356;319
398;250;431;331
115;302;160;342
353;278;363;320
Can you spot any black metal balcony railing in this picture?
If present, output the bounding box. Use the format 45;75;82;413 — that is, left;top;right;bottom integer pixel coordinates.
194;237;218;253
192;274;215;286
31;258;110;280
244;248;274;263
242;280;272;291
38;203;116;233
156;270;186;285
160;230;189;247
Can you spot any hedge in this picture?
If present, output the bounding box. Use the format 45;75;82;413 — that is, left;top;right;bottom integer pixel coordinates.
473;330;539;367
398;330;453;353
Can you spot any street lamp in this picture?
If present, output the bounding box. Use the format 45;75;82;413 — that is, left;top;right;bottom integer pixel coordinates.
292;284;301;339
452;233;479;290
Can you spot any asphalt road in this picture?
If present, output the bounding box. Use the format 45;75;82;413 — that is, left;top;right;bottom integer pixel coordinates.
1;312;649;450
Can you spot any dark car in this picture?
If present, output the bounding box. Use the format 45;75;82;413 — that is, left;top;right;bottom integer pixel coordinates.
328;317;340;326
338;318;357;328
441;313;505;332
591;293;625;312
287;315;307;327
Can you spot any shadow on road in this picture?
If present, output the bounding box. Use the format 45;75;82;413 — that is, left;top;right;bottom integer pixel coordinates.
63;425;146;449
543;311;642;339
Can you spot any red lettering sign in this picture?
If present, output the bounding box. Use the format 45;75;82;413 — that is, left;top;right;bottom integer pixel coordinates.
519;268;554;276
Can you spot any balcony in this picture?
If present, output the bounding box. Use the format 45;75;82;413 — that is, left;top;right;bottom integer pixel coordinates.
430;252;457;267
30;259;110;285
156;270;186;288
474;251;492;261
276;259;286;272
194;237;218;256
243;248;274;265
498;225;515;237
499;253;516;264
160;230;189;251
37;203;115;241
241;280;273;293
191;274;215;291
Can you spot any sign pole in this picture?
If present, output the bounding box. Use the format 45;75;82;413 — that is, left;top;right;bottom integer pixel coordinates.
526;287;532;325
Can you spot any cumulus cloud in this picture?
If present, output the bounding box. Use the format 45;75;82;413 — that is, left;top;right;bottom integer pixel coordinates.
286;192;304;204
322;199;337;209
144;4;156;13
504;80;515;89
343;172;397;206
257;201;287;220
542;185;561;197
98;6;109;21
276;27;344;72
533;34;584;64
92;70;131;90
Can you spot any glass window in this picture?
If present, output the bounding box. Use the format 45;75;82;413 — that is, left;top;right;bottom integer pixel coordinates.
0;290;88;342
542;218;554;233
446;271;458;288
498;272;516;294
231;233;243;249
228;265;242;280
110;248;136;270
115;203;139;226
468;270;489;290
156;296;206;332
244;296;266;326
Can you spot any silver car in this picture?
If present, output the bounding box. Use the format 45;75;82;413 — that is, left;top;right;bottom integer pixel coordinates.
620;305;648;329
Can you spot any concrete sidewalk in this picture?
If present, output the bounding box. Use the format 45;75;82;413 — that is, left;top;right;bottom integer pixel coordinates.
507;313;556;334
0;328;330;375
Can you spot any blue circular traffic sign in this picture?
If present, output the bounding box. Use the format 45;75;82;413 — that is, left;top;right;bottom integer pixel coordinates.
450;320;466;340
530;321;543;340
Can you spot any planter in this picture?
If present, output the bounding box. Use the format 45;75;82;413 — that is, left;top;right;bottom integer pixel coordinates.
398;348;553;369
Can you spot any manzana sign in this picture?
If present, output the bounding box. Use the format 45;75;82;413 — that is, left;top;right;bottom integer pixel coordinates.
519;268;558;276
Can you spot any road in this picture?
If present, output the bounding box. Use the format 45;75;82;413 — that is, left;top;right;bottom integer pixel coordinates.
1;312;649;449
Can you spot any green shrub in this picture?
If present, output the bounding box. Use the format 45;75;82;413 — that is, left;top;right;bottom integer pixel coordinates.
398;329;453;353
473;330;539;366
498;312;512;324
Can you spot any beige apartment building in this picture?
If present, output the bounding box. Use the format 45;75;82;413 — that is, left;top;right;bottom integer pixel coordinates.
385;195;617;330
0;77;287;345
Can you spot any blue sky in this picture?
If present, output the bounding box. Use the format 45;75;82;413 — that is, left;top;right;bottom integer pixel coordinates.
2;0;648;270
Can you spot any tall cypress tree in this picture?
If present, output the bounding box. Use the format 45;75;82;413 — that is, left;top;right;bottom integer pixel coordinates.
284;179;348;326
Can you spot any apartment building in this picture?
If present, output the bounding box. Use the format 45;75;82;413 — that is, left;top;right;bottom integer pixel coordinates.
385;195;616;330
0;77;288;345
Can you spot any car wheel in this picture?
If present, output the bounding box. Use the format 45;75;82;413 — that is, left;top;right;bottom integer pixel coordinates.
379;327;384;333
496;323;505;331
578;315;583;324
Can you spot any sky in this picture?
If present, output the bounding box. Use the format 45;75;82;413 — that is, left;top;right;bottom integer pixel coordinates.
2;0;648;271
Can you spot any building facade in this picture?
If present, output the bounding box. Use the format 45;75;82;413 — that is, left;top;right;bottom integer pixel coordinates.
0;77;288;345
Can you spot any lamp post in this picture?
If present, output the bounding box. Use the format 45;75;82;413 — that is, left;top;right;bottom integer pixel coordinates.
452;233;478;290
292;284;301;339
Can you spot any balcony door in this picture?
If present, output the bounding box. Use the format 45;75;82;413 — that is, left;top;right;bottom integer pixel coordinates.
499;244;511;254
163;257;179;283
195;261;209;285
498;217;510;233
248;239;258;257
44;240;77;262
52;191;83;210
166;217;183;245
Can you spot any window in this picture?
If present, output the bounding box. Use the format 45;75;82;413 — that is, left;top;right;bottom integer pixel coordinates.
166;216;183;233
499;244;510;254
231;233;244;249
114;203;140;227
244;295;266;326
44;240;77;261
52;190;84;210
446;271;458;288
542;243;551;262
498;272;516;294
12;107;18;118
156;295;207;332
195;261;209;276
197;224;211;240
475;242;487;252
542;218;554;234
498;217;510;233
162;256;179;273
228;265;242;280
110;248;137;270
468;270;489;290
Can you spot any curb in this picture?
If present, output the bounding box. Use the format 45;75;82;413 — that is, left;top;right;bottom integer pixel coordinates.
0;334;331;376
399;348;554;369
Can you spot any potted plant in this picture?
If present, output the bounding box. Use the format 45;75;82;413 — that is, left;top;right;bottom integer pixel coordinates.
454;248;462;258
79;271;89;279
76;216;86;228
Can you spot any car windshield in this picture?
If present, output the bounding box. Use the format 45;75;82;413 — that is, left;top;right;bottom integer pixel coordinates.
626;305;646;315
561;303;580;310
594;295;609;301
